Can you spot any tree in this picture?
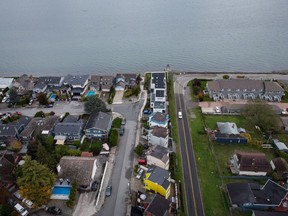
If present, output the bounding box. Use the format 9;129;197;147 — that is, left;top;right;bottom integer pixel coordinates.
9;139;22;152
109;129;118;147
84;95;108;113
34;111;45;118
223;74;230;79
37;92;48;105
0;204;14;216
36;144;57;171
134;144;144;156
17;157;56;206
241;100;281;132
89;141;102;155
136;74;142;85
9;88;20;104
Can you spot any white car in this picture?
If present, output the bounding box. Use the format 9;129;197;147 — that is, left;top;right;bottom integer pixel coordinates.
14;203;28;216
215;107;221;113
178;111;182;119
2;96;9;103
136;169;144;179
23;198;33;208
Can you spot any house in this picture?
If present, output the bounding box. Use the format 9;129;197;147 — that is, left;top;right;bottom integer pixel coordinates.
226;179;288;211
57;156;98;190
0;116;31;140
90;75;102;92
270;157;288;180
53;115;84;141
63;74;90;99
148;127;169;148
84;111;112;139
148;112;169;128
144;165;171;199
0;77;14;95
33;82;47;94
229;152;271;176
146;145;169;170
0;151;22;184
114;74;126;91
38;76;64;87
144;194;174;216
206;79;284;102
150;72;166;113
19;117;42;144
32;116;59;137
12;74;35;95
99;75;114;92
272;139;288;153
214;122;247;144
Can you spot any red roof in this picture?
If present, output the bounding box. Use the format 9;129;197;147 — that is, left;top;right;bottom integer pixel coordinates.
81;152;93;157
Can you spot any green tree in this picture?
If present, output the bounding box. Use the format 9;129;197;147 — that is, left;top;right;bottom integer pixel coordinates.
223;74;230;79
0;204;14;216
84;95;108;113
17;157;56;206
241;100;281;132
109;129;118;147
34;111;45;118
112;117;122;128
36;144;57;171
89;141;102;155
134;144;144;156
9;88;20;104
37;92;48;105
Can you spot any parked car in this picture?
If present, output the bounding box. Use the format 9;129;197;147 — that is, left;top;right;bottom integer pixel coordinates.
14;203;28;216
119;126;125;136
215;106;221;113
143;109;152;114
23;198;33;208
1;96;9;103
136;169;144;179
29;99;33;105
45;104;54;108
106;185;112;197
13;190;23;200
121;117;126;125
46;206;62;215
91;181;99;191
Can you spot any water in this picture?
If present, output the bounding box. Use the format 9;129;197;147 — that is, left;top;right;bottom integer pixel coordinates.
0;0;288;76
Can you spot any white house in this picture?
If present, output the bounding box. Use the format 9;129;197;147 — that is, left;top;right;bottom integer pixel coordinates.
148;112;169;128
146;145;169;170
148;126;169;148
229;152;271;176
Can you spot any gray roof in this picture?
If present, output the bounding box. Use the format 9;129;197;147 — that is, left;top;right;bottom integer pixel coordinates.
156;89;164;97
151;72;166;89
151;127;168;138
150;112;169;123
15;74;35;90
19;118;40;137
84;112;112;131
207;79;284;92
33;82;47;90
217;122;240;135
154;101;166;109
150;145;169;164
226;182;256;205
0;116;31;137
16;116;31;127
63;115;82;124
147;165;170;190
145;194;171;216
38;76;63;85
90;75;101;84
58;156;96;186
63;74;89;86
53;121;83;135
33;116;59;136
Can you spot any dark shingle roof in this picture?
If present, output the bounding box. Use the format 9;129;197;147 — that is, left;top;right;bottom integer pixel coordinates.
38;76;62;85
149;145;169;164
226;182;256;205
33;82;47;90
145;194;171;216
63;74;89;86
253;210;288;216
151;127;168;138
53;122;83;135
147;165;170;190
271;157;288;176
156;89;164;97
236;151;271;173
152;72;165;89
84;112;112;131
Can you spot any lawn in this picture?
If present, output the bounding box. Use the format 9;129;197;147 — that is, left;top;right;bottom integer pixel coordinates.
189;108;278;216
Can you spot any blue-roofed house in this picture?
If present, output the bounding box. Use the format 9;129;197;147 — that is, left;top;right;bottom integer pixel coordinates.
148;112;169;128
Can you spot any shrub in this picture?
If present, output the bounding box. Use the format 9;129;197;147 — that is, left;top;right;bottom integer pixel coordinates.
223;74;230;79
34;111;45;118
109;129;119;147
112;117;122;128
134;145;144;156
66;181;78;208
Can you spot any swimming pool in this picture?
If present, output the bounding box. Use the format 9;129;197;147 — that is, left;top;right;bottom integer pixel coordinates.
50;186;71;200
87;91;96;97
49;94;57;101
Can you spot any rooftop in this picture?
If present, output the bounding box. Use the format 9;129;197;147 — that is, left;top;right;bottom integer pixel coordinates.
151;72;166;89
147;165;170;190
84;111;112;131
145;194;171;216
149;145;169;164
151;127;168;138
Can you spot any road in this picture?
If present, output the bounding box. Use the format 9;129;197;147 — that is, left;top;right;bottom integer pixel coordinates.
174;76;205;216
96;100;144;216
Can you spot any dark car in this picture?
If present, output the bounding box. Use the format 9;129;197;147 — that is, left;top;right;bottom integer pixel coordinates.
106;185;112;197
46;206;62;215
121;117;126;125
143;109;152;114
91;181;99;191
119;126;125;136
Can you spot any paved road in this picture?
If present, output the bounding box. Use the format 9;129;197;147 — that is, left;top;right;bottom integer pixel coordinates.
174;76;205;216
96;100;144;216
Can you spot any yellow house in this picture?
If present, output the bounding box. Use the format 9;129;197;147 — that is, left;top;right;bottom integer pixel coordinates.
143;165;171;199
